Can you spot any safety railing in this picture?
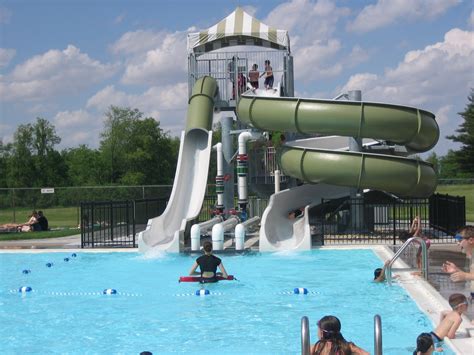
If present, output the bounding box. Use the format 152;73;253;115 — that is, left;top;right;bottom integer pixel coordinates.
374;314;382;355
301;316;310;355
386;236;428;285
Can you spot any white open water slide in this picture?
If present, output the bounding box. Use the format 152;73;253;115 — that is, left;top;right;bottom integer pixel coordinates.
138;77;217;252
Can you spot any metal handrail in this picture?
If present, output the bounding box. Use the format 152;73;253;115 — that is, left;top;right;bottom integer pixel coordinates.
374;314;382;355
386;236;428;285
301;316;310;355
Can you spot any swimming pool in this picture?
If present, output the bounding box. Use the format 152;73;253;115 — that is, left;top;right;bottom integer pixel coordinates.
0;249;454;354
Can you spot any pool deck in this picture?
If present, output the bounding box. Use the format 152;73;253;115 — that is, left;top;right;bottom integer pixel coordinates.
1;236;473;353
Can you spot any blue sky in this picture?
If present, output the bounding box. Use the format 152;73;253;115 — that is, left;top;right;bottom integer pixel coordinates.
1;0;473;156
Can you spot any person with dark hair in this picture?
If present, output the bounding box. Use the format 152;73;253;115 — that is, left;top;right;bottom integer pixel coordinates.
189;241;228;283
373;260;389;283
248;63;259;89
37;211;49;231
412;333;434;355
399;216;431;273
310;315;368;355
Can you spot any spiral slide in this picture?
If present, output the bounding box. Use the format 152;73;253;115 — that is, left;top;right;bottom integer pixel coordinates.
237;94;439;251
138;77;217;252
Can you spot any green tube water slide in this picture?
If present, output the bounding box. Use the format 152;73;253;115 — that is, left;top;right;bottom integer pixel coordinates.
237;95;439;198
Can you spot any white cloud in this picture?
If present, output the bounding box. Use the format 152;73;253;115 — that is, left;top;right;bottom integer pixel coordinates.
0;48;15;68
339;28;473;155
348;0;460;33
294;39;343;81
263;1;351;81
53;109;102;148
344;45;371;67
114;13;126;25
0;7;12;24
340;28;474;106
0;45;117;102
86;82;188;135
241;5;257;16
434;105;452;126
111;30;188;85
265;0;350;45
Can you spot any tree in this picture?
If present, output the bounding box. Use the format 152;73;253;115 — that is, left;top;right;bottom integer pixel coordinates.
446;90;474;176
62;145;105;186
426;152;440;174
99;106;179;185
5;118;65;187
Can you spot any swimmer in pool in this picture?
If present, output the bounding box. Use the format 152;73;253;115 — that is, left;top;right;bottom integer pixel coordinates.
189;241;228;283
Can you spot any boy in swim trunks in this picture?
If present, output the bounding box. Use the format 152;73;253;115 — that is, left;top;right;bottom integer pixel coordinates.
430;293;468;351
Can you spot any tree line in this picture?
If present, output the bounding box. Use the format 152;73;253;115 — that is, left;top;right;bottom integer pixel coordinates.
0;106;181;189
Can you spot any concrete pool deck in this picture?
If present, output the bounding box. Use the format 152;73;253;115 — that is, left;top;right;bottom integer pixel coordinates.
1;236;473;353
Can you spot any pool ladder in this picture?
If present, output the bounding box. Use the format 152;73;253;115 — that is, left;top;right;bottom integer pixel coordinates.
301;315;383;355
385;236;428;286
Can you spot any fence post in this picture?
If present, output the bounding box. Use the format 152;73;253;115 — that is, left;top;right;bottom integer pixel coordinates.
91;202;95;248
392;201;396;245
110;202;114;241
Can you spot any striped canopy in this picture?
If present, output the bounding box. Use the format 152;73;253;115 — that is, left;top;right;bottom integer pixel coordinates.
187;7;290;55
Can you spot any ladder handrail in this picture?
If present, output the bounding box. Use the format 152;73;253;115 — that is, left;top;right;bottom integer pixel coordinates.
301;316;311;355
374;314;382;355
386;236;428;285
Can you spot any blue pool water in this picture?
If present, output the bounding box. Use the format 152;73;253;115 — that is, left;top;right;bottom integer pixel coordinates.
0;249;453;354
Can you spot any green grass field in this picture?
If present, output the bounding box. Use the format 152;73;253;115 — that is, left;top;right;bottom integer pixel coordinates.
0;207;79;228
435;184;473;222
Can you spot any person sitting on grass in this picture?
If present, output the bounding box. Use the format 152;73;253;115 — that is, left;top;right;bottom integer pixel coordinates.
189;241;228;283
18;211;41;232
429;293;469;352
310;315;369;355
412;332;434;355
37;211;49;231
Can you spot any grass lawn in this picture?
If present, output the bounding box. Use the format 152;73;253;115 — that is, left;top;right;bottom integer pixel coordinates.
0;228;80;241
0;206;79;228
436;184;473;222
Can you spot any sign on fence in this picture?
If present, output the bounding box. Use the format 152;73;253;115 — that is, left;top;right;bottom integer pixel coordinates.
41;188;55;194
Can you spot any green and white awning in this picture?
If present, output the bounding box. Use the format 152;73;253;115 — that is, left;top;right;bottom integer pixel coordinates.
187;7;290;55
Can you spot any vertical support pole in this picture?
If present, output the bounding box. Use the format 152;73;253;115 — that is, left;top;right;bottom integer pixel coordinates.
348;90;364;231
275;170;281;193
221;116;235;216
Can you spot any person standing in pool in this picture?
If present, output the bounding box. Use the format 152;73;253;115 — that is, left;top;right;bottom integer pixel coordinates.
412;333;434;355
310;315;369;355
189;241;228;283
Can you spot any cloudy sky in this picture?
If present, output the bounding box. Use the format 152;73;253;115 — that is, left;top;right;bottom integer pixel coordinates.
0;0;473;156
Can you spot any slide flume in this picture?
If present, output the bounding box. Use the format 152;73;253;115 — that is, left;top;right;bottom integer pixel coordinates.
237;93;439;251
238;95;439;198
138;77;217;252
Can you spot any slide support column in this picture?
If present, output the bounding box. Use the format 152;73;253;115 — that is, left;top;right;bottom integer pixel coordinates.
221;116;235;216
348;90;365;231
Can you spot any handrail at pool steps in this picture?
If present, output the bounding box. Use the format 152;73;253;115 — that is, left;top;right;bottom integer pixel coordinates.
386;236;428;285
374;314;382;355
301;316;310;355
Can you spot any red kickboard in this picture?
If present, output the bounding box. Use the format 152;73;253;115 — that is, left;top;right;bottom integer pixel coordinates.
179;275;234;282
